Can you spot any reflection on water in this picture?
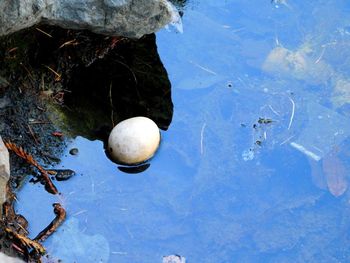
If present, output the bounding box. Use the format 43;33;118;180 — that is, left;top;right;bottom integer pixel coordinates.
16;0;350;262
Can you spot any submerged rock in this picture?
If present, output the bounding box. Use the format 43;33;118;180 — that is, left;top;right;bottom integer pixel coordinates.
163;255;186;263
0;0;180;38
53;169;76;181
262;46;333;85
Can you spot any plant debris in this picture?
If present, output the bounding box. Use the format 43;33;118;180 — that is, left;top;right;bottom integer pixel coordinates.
5;227;45;255
4;141;58;194
34;203;66;242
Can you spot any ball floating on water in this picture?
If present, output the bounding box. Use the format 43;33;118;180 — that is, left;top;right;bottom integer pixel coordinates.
108;117;160;165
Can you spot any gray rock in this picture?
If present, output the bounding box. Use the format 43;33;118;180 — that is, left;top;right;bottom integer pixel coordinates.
0;0;180;38
0;136;9;215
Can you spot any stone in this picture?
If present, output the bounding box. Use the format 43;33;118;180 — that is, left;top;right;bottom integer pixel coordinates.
163;255;186;263
108;117;160;165
0;136;10;216
0;0;180;38
69;148;79;156
0;252;25;263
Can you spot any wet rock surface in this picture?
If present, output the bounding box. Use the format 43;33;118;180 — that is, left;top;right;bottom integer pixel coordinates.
0;0;179;38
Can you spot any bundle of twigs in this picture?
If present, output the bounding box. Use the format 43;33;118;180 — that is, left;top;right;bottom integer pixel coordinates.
5;228;45;255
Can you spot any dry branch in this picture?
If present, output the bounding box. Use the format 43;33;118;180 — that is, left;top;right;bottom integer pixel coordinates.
5;227;45;255
34;203;66;242
4;141;58;194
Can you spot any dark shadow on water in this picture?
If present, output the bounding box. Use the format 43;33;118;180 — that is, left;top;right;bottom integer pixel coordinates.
24;26;173;143
117;163;151;174
63;34;173;139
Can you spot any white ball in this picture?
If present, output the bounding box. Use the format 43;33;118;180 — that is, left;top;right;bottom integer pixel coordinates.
108;117;160;165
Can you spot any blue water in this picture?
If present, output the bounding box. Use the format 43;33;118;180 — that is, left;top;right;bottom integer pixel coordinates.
16;0;350;262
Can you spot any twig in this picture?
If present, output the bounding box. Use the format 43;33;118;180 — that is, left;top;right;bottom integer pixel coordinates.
34;203;66;242
43;65;61;81
4;141;58;194
200;123;207;155
112;55;138;85
189;60;217;75
280;135;295;145
315;47;325;64
19;63;34;82
109;82;115;127
11;242;25;255
27;124;40;145
59;39;78;49
28;120;51;124
287;97;295;130
7;47;18;54
5;228;45;255
35;27;53;38
268;105;280;116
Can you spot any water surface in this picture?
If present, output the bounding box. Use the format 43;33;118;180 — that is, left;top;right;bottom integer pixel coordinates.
16;0;350;262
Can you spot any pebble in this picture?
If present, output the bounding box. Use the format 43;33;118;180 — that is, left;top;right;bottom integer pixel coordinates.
163;255;186;263
53;169;76;181
108;117;160;165
69;148;79;155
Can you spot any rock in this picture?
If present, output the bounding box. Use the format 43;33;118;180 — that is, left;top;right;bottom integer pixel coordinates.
0;252;25;263
163;255;186;263
262;46;333;85
0;136;10;216
53;169;76;181
108;117;160;165
0;0;180;38
69;148;79;156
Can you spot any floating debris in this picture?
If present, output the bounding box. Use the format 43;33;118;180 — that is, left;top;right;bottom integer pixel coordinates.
258;117;274;124
242;117;275;161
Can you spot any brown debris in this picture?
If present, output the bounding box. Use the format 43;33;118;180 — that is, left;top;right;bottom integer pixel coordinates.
34;203;66;242
58;39;79;49
43;65;62;82
4;141;58;194
5;227;45;255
